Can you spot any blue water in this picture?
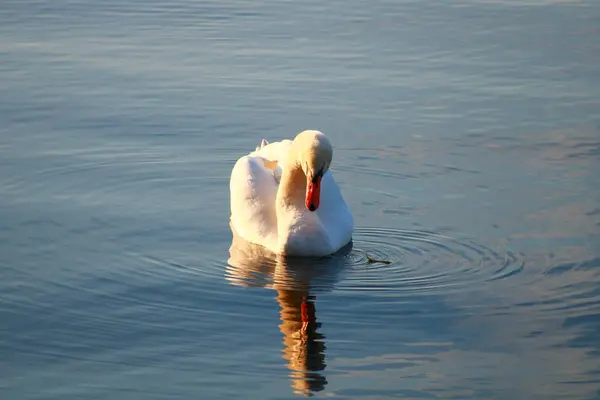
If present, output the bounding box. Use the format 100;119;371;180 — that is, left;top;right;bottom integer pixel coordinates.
1;0;599;398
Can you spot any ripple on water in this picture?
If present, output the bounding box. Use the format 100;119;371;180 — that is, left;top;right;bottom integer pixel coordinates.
345;227;524;296
0;146;235;213
225;226;524;298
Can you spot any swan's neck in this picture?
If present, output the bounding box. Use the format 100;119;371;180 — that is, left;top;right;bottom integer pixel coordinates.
276;161;306;211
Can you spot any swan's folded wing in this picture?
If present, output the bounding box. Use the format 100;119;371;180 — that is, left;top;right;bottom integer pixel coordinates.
317;171;354;251
229;155;279;248
250;139;293;169
248;139;293;185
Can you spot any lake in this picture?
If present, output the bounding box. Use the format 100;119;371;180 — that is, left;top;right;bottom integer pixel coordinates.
1;0;599;398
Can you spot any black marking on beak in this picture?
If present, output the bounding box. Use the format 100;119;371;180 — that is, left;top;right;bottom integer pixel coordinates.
312;168;324;184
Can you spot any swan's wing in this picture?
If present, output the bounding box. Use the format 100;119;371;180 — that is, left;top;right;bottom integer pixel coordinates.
250;139;292;168
246;139;292;184
230;154;280;249
317;171;354;251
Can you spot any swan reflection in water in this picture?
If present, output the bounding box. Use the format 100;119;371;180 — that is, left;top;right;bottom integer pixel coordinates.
227;232;352;396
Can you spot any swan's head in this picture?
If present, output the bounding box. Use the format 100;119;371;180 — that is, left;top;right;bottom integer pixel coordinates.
293;130;333;212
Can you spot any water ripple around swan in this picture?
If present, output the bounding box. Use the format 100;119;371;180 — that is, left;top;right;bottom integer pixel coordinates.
344;227;525;296
225;226;524;299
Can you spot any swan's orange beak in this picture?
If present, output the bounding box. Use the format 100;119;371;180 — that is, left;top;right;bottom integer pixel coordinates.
306;176;322;212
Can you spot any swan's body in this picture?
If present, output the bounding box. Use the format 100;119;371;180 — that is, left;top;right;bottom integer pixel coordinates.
229;130;353;257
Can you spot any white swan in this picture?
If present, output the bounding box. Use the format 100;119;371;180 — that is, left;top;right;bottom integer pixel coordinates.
229;130;353;257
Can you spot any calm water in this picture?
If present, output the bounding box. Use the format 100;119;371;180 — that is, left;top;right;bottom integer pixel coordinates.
1;0;599;398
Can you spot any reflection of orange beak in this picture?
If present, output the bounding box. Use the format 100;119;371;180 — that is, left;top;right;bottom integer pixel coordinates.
306;176;321;212
301;300;316;323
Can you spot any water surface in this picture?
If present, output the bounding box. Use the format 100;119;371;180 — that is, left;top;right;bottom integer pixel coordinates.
1;0;599;398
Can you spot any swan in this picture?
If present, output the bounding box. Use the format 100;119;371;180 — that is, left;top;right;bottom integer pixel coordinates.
229;130;353;257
